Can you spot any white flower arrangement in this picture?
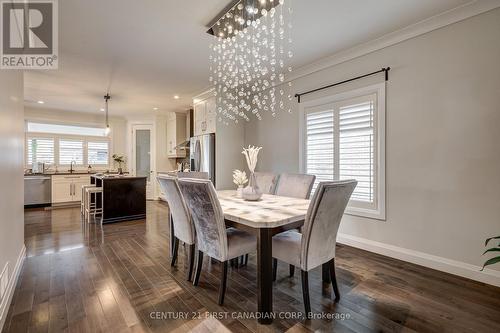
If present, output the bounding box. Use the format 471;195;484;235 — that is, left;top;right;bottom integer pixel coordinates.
233;169;248;187
242;145;262;173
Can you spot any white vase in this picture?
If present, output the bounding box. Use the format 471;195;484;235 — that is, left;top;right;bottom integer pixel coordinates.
236;185;244;198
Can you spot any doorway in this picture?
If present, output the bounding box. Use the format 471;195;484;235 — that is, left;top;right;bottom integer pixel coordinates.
131;124;155;200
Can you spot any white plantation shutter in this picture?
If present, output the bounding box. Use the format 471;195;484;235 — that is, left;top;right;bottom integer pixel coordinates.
59;139;84;165
339;96;375;204
87;141;109;165
27;137;54;165
306;108;334;193
304;91;383;216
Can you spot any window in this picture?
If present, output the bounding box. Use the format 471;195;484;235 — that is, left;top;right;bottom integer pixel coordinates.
27;137;54;164
87;141;109;165
25;121;111;168
59;139;84;165
26;122;107;137
301;83;385;219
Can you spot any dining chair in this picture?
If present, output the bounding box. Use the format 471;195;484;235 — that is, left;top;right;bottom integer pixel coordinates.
274;173;316;276
271;180;357;317
275;173;316;199
254;172;280;194
157;175;196;281
178;178;257;305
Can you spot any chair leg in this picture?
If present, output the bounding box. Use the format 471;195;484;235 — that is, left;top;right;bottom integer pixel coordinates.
289;264;295;277
329;258;340;301
244;254;248;266
301;270;311;319
171;237;179;267
187;244;196;281
272;258;277;281
193;251;203;286
218;261;228;305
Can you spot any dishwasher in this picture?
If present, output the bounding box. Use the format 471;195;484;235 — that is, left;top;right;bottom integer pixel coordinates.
24;175;52;207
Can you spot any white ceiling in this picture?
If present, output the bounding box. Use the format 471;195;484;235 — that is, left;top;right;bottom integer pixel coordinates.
25;0;473;116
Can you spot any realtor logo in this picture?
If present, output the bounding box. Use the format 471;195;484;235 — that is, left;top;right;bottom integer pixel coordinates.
1;0;58;69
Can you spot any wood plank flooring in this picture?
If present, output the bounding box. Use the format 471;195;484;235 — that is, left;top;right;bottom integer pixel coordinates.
2;201;499;333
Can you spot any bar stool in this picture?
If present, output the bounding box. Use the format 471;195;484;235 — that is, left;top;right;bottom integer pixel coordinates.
84;187;103;223
81;184;95;216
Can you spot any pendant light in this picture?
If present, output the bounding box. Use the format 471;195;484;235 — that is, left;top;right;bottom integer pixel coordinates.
104;93;111;136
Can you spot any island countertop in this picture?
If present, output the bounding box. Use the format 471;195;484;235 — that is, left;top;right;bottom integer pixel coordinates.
90;174;147;180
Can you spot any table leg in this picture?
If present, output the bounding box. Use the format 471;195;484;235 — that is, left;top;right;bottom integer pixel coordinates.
322;263;331;283
257;228;273;324
169;213;175;257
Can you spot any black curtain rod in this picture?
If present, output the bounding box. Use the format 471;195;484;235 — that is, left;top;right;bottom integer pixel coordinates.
295;67;390;103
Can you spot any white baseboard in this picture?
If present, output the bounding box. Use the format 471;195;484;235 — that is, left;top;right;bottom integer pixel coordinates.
0;245;26;331
337;233;500;288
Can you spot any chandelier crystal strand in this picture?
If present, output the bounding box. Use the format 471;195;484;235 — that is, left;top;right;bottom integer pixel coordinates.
209;0;292;123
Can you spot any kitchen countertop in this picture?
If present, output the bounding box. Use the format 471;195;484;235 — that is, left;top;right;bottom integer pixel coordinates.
25;171;126;176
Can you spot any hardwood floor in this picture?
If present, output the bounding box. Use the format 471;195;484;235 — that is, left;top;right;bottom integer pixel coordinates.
2;202;500;333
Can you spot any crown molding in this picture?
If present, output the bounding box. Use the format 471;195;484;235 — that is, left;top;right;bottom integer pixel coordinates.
288;0;500;81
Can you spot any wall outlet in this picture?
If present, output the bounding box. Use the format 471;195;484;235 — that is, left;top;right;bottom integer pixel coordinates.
0;263;9;301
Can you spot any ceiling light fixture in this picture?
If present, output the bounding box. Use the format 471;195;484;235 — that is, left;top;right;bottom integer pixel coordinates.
173;95;180;99
100;108;105;112
153;107;159;111
37;100;44;104
207;0;293;124
104;93;111;136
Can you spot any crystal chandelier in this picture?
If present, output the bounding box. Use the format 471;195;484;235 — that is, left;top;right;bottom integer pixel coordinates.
208;0;293;124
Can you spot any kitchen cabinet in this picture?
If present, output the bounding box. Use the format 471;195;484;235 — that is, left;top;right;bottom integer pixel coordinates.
166;112;187;158
51;175;91;203
194;95;216;136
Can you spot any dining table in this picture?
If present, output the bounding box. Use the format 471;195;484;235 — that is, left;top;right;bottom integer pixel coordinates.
216;190;331;325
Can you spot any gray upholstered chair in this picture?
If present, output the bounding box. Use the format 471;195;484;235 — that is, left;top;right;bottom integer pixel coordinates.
178;178;257;305
271;180;357;317
274;173;316;276
275;173;316;199
254;172;279;194
157;175;196;281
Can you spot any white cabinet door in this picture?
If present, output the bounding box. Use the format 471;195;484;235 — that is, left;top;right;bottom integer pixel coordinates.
205;98;216;134
166;117;176;157
52;179;72;203
72;176;91;202
206;114;216;134
194;102;206;136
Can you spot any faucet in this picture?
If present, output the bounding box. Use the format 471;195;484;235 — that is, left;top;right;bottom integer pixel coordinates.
69;160;76;173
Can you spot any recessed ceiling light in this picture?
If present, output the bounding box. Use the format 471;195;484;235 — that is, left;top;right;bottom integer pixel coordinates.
37;100;44;104
100;108;105;112
174;95;180;100
153;107;159;111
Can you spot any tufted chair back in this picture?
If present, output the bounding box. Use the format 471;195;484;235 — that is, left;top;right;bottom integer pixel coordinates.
157;175;195;245
178;178;228;261
300;180;357;271
275;173;316;199
254;172;279;194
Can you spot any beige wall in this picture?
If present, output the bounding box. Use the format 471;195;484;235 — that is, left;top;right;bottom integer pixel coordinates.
216;121;246;190
24;107;127;171
244;9;500;283
0;71;24;328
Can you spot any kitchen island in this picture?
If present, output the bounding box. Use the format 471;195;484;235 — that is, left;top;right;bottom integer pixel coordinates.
90;175;147;224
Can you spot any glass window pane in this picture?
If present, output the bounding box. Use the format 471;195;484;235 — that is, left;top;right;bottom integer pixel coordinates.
135;130;151;181
88;141;109;165
27;122;107;137
27;138;54;165
59;139;84;165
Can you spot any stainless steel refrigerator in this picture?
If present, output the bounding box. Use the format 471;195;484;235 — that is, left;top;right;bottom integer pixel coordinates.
190;133;215;185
